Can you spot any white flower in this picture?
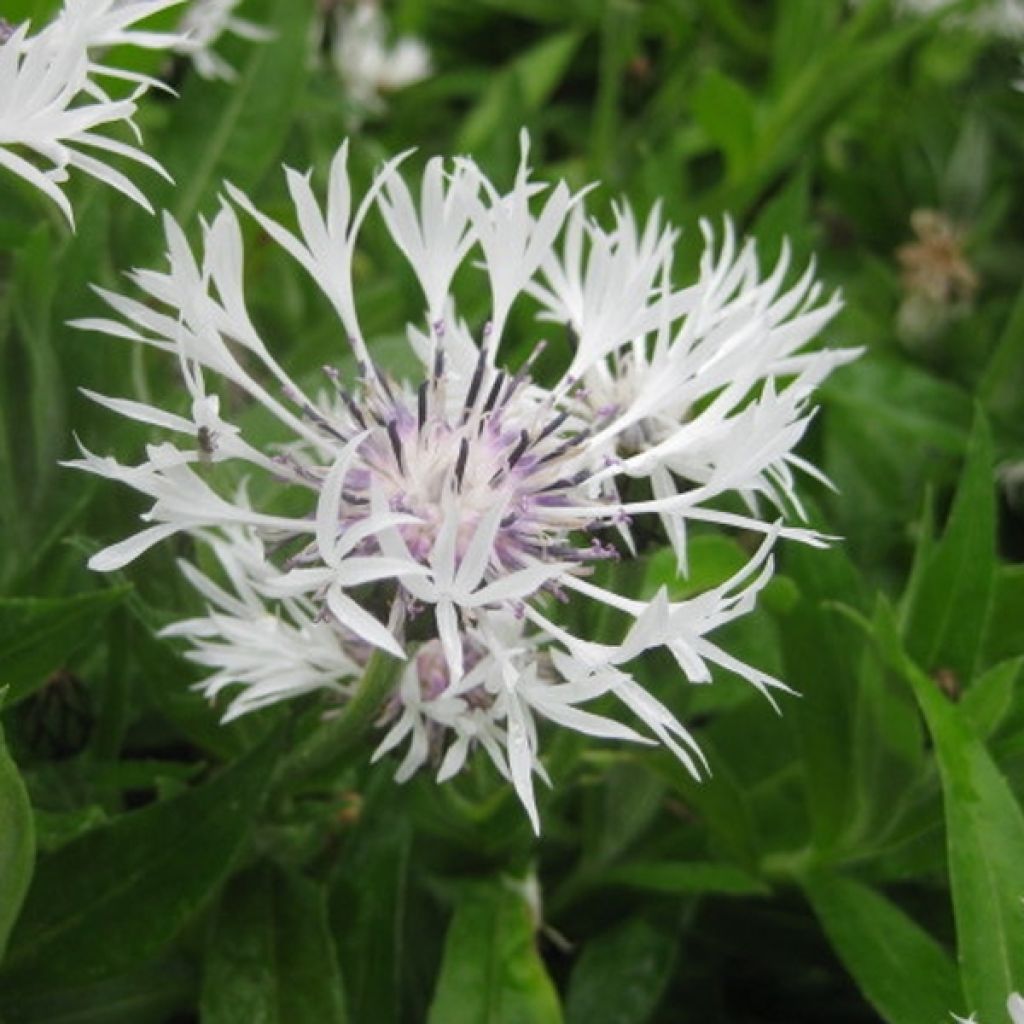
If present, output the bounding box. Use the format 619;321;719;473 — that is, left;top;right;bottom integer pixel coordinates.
68;134;853;830
952;993;1024;1024
883;0;1024;39
161;526;362;721
0;1;184;225
173;0;272;81
530;211;856;570
332;1;431;120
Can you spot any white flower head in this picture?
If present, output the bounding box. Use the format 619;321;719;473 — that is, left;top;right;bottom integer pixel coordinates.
174;0;272;81
0;0;185;225
68;135;854;830
332;1;431;121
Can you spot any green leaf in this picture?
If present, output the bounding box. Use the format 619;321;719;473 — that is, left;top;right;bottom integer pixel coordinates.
878;606;1024;1022
1;957;196;1024
641;534;749;601
961;658;1023;740
588;861;769;897
901;411;996;681
804;872;962;1024
152;0;314;226
1;730;281;989
2;2;60;30
771;0;840;89
981;565;1024;669
749;164;811;265
691;69;758;182
779;543;867;851
329;801;411;1024
565;918;676;1024
650;749;761;871
0;589;130;705
825;357;973;462
0;707;34;964
582;762;665;869
427;881;562;1024
201;863;348;1024
456;31;582;153
979;280;1024;425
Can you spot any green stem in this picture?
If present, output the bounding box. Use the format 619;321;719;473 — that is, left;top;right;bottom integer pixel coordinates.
273;649;403;795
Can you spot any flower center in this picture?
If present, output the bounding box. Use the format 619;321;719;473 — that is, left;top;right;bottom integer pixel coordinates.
312;338;618;576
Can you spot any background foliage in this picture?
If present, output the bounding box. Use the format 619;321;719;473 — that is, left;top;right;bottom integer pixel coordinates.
1;0;1023;1021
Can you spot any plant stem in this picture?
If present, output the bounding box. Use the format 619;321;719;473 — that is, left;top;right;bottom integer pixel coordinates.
273;649;403;795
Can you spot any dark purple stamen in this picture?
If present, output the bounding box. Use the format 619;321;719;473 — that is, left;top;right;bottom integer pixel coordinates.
507;430;530;469
481;372;505;416
462;346;488;421
335;382;368;429
387;420;404;472
302;403;348;443
536;410;569;444
454;437;469;489
417;381;429;431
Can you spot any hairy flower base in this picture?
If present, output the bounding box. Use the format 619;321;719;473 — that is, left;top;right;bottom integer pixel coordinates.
68;135;856;830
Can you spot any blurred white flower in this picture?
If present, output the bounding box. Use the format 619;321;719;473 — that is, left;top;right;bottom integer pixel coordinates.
895;0;1024;39
0;0;183;225
174;0;272;81
332;1;431;120
68;135;853;830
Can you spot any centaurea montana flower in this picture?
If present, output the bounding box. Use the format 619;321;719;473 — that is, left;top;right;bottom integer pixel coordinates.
331;1;431;122
0;0;184;225
173;0;272;81
67;136;857;830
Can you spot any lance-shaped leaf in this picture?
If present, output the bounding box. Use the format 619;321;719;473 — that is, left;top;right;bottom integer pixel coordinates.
1;730;281;989
202;863;348;1024
427;880;562;1024
804;871;962;1024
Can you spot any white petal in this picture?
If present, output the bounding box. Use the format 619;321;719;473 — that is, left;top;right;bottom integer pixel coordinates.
88;522;181;571
326;586;403;658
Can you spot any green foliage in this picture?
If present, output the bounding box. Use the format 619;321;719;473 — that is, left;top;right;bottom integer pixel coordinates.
879;609;1024;1022
0;590;129;705
565;917;676;1024
0;705;34;963
901;412;996;681
804;872;962;1024
201;864;348;1024
0;731;281;992
427;881;562;1024
1;0;1023;1019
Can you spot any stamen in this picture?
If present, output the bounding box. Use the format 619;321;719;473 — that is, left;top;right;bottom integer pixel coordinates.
462;345;488;422
507;430;530;469
302;403;348;443
333;381;368;430
481;372;505;416
537;429;593;466
454;437;469;489
417;380;429;432
387;420;404;472
536;410;569;444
